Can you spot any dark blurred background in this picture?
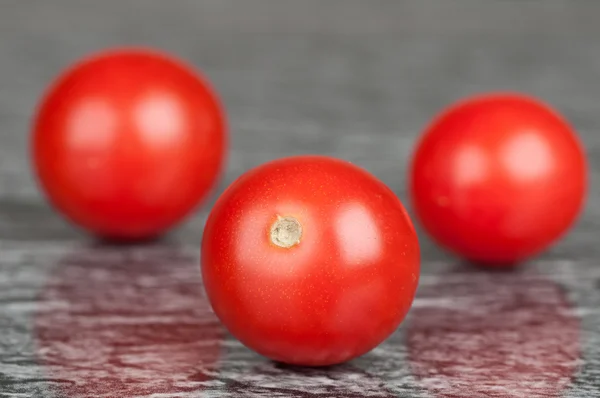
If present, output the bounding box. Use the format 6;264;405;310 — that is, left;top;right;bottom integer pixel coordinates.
2;0;599;258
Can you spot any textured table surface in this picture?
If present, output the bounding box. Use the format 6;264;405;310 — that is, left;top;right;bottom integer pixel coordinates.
2;1;600;397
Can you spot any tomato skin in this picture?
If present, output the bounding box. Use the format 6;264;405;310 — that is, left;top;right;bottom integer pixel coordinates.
32;48;227;240
201;156;420;366
409;93;587;265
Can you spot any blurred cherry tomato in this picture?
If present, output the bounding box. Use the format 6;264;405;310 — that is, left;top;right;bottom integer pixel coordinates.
201;155;420;366
409;93;587;265
32;48;227;240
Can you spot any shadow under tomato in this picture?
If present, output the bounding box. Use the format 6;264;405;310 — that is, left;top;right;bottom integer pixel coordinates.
407;262;581;398
92;233;169;247
461;259;524;272
224;361;396;398
34;244;225;397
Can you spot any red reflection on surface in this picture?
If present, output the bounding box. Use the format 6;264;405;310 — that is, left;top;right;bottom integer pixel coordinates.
35;245;224;397
407;266;580;398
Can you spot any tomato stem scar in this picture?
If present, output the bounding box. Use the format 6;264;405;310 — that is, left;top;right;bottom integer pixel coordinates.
270;216;302;248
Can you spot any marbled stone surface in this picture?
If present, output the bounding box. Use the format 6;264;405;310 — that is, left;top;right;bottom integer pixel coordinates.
1;1;600;397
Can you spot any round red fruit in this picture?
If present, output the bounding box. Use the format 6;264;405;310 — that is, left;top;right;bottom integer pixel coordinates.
32;48;227;240
201;156;420;366
409;93;587;265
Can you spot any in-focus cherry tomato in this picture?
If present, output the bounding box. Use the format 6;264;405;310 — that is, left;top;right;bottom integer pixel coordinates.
201;155;420;366
32;48;227;240
409;93;587;265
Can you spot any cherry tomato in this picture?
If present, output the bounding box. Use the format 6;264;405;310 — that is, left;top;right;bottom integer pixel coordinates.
409;93;587;265
32;48;227;240
201;155;420;366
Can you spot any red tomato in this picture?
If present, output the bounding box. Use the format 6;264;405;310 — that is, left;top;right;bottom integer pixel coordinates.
409;93;587;265
32;48;227;240
201;155;420;366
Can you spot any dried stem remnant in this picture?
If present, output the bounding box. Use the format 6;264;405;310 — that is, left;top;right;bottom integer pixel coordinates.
270;216;302;248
